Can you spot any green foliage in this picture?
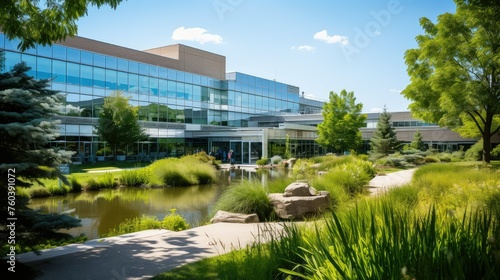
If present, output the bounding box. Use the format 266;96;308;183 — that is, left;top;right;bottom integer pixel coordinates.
0;0;124;51
102;215;163;237
70;176;83;192
291;158;316;180
0;62;79;251
182;151;220;169
256;158;269;166
369;107;400;155
163;209;190;231
465;140;483;161
148;157;216;187
270;155;283;165
401;1;500;163
85;172;116;190
120;169;149;187
211;180;273;222
284;133;292;159
95;91;147;160
316;89;366;152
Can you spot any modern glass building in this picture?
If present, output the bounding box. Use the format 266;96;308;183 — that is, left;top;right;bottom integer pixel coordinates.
0;33;325;164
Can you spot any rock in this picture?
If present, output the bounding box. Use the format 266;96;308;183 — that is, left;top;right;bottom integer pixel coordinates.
269;182;331;220
283;182;317;197
268;192;330;220
287;158;297;168
210;210;260;224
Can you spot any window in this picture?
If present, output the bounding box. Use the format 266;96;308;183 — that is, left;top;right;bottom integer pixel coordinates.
52;60;67;82
93;54;105;67
52;45;66;60
36;57;51;80
67;48;80;62
105;56;117;69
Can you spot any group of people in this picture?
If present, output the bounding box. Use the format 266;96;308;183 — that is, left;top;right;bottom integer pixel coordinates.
209;149;234;164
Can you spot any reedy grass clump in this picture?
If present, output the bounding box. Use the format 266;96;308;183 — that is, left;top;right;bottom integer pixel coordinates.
211;180;273;221
85;172;117;190
281;199;500;280
120;169;150;187
148;157;216;187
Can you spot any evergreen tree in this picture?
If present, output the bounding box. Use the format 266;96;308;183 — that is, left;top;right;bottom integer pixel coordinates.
410;130;426;151
370;108;400;155
0;62;80;252
316;90;366;153
95;91;146;160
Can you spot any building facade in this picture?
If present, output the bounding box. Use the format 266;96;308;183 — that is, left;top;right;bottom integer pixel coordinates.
1;34;486;163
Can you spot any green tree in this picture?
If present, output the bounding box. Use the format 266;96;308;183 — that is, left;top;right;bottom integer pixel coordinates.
0;62;80;252
402;0;500;163
95;91;146;160
411;130;426;151
369;108;400;155
316;90;366;153
0;0;124;51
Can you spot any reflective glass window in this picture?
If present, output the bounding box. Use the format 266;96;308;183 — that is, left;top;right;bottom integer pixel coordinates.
67;62;80;85
93;67;105;88
80;65;93;87
52;60;67;83
117;72;128;91
167;69;176;80
117;58;128;72
67;48;80;62
176;82;185;99
37;45;52;57
192;74;201;85
129;74;139;93
184;84;192;100
4;37;20;51
149;65;158;77
159;68;168;79
177;71;184;82
139;63;148;75
159;79;168;96
52;45;66;60
150;78;159;95
167;81;176;97
105;69;117;89
21;54;37;77
106;56;117;69
129;61;138;73
0;33;4;48
36;57;51;80
200;76;208;86
192;85;201;101
139;76;149;94
81;51;93;65
93;54;105;67
184;73;192;84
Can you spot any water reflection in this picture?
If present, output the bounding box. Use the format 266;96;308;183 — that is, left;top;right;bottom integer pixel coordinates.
29;169;288;239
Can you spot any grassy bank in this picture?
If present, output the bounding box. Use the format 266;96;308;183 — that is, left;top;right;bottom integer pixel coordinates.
154;162;500;279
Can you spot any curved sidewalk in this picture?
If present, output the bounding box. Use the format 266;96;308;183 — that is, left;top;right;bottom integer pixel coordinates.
368;168;416;196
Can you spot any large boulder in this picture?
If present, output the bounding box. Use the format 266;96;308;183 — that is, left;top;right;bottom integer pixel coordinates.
210;210;260;223
269;182;330;220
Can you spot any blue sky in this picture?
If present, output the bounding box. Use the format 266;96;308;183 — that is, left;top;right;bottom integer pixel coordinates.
76;0;457;113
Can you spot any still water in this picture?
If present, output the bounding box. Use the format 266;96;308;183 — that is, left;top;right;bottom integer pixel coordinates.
28;169;285;240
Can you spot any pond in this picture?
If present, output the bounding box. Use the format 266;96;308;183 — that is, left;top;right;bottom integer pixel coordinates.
28;168;287;240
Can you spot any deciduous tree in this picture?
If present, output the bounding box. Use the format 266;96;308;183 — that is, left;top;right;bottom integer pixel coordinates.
95;91;146;160
0;0;124;51
402;0;500;163
316;90;366;153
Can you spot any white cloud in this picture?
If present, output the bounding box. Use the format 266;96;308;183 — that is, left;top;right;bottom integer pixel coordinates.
313;30;349;45
389;88;402;93
291;45;315;52
370;107;384;113
172;27;223;44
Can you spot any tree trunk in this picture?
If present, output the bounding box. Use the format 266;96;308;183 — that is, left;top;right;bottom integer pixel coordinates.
483;115;492;164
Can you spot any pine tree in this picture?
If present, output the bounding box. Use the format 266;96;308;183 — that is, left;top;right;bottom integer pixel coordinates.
0;62;80;252
370;108;400;155
410;130;426;151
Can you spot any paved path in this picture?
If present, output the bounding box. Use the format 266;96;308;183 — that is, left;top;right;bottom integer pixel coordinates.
15;169;415;279
368;168;416;196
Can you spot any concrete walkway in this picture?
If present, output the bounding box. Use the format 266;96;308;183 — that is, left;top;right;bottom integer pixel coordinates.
367;168;416;196
16;169;415;279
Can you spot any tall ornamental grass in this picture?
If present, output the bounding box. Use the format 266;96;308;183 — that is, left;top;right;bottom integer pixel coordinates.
148;157;217;187
281;199;500;280
211;180;273;221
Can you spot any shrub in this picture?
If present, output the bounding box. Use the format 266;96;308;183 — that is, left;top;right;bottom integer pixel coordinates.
163;209;190;231
148;157;216;187
29;186;51;198
270;155;283;165
102;215;162;237
69;176;83;192
423;156;440;163
85;172;116;190
211;180;273;221
256;158;269;166
465;141;482;161
120;169;149;187
291;158;316;180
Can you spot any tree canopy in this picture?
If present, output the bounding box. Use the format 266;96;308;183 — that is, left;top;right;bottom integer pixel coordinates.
0;0;124;51
401;0;500;163
316;90;366;153
95;91;146;159
369;108;400;155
